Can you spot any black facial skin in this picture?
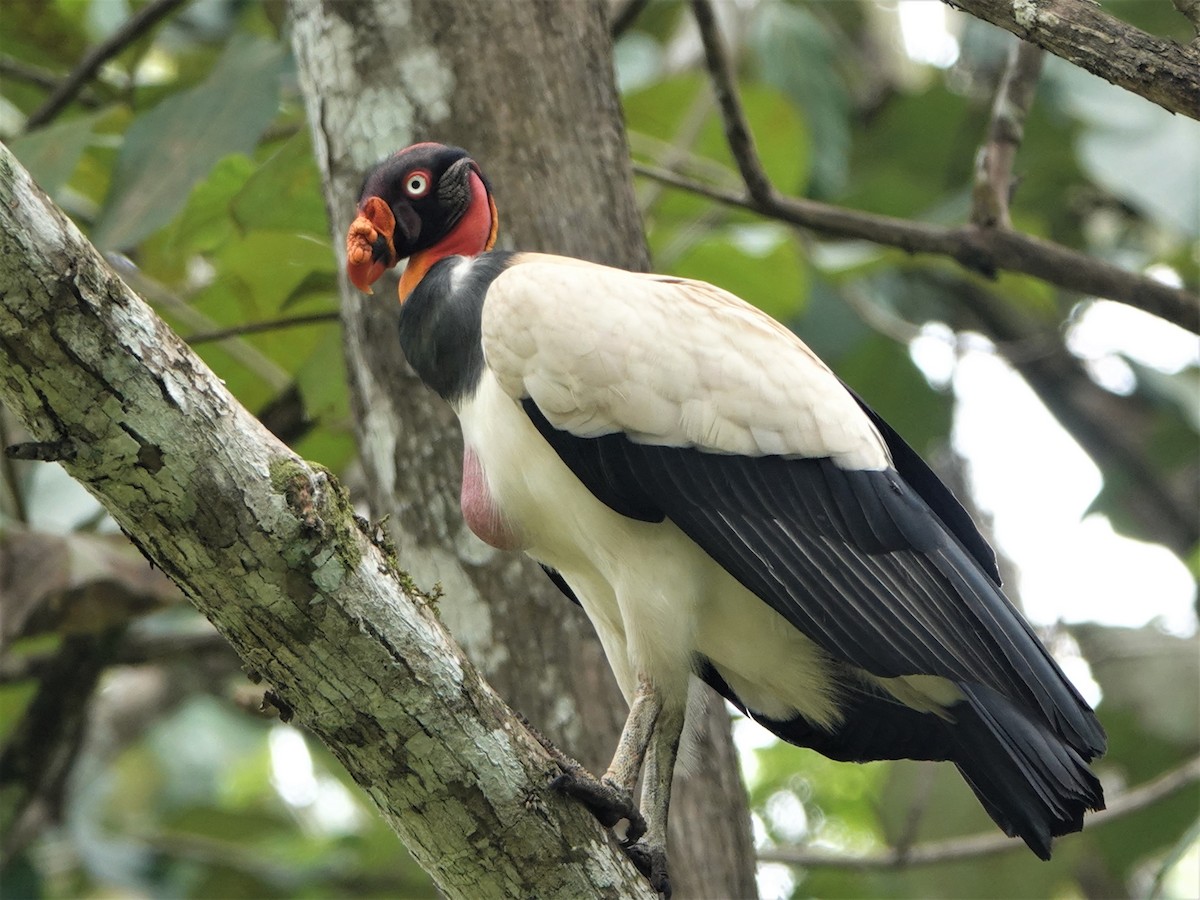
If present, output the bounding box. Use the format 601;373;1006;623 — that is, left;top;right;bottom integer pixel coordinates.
357;144;486;261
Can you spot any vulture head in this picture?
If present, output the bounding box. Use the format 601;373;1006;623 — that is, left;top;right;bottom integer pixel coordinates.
346;142;498;299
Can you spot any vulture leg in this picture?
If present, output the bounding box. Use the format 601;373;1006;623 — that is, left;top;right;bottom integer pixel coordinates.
550;674;663;844
626;699;683;898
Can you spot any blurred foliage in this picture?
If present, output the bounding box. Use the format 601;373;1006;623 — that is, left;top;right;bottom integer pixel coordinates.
1;0;1196;899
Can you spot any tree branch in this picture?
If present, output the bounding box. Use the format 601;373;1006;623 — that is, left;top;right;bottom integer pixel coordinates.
972;41;1045;228
609;0;649;38
0;143;653;899
1174;0;1200;42
0;56;102;107
1;630;125;866
761;754;1200;870
682;0;1197;331
945;273;1199;555
0;628;232;684
690;0;773;204
186;311;340;345
943;0;1200;120
632;163;1199;332
24;0;188;130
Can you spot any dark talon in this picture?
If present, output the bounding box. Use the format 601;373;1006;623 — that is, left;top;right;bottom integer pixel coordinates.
624;841;671;898
549;770;647;844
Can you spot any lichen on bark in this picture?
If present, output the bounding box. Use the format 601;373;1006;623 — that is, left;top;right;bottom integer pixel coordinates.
0;140;655;899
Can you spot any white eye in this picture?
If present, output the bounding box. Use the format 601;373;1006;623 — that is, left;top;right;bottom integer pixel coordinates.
404;171;430;197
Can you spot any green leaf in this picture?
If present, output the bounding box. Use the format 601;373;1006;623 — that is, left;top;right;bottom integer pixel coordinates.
232;130;328;237
695;82;808;193
1054;63;1200;237
293;326;355;471
7;110;104;194
841;85;979;218
170;153;257;255
199;231;336;323
92;34;285;249
670;224;808;321
625;73;809;191
624;73;705;149
751;2;850;198
836;332;952;457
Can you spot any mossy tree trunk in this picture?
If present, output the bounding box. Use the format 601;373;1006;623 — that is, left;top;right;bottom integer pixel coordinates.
288;1;758;896
0;142;657;899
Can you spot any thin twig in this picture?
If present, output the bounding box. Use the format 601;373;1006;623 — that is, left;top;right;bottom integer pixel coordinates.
0;629;229;683
105;254;292;392
972;41;1045;228
761;755;1200;870
1173;0;1200;43
947;275;1198;553
609;0;650;39
0;57;103;107
187;311;340;345
632;162;1200;333
0;409;28;523
690;0;774;204
1149;815;1200;899
24;0;188;130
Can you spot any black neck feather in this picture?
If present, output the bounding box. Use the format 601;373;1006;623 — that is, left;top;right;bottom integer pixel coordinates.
398;251;514;405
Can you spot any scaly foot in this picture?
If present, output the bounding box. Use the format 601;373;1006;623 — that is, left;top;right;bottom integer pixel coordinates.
625;841;671;898
549;769;647;844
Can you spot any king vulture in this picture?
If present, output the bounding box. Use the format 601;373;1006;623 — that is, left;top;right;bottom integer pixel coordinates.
346;143;1105;895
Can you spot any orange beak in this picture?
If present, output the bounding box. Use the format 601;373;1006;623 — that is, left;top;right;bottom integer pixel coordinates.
346;196;397;294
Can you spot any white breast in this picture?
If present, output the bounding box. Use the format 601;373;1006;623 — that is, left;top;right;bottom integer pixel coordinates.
456;370;842;727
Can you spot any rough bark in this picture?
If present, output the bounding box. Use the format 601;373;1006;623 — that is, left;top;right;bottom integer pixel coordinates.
0;142;654;900
288;1;758;897
943;0;1200;120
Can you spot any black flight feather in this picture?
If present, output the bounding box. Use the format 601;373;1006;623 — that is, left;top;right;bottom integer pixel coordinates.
521;398;1106;760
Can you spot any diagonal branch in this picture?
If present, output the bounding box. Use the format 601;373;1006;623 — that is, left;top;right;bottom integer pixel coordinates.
690;0;773;204
186;311;340;345
24;0;188;130
972;41;1045;228
609;0;650;38
0;57;103;107
1175;0;1200;42
761;754;1200;870
0;143;653;900
943;275;1198;554
943;0;1200;120
633;162;1199;333
679;2;1196;330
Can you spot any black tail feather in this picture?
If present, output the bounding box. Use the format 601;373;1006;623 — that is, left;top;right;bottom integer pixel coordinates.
948;683;1104;859
698;658;1105;859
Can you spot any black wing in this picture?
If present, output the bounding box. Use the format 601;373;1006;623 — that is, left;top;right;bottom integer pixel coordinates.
845;384;1001;585
523;399;1105;758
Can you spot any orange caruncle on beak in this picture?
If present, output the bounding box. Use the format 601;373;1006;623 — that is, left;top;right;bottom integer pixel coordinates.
346;196;397;294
